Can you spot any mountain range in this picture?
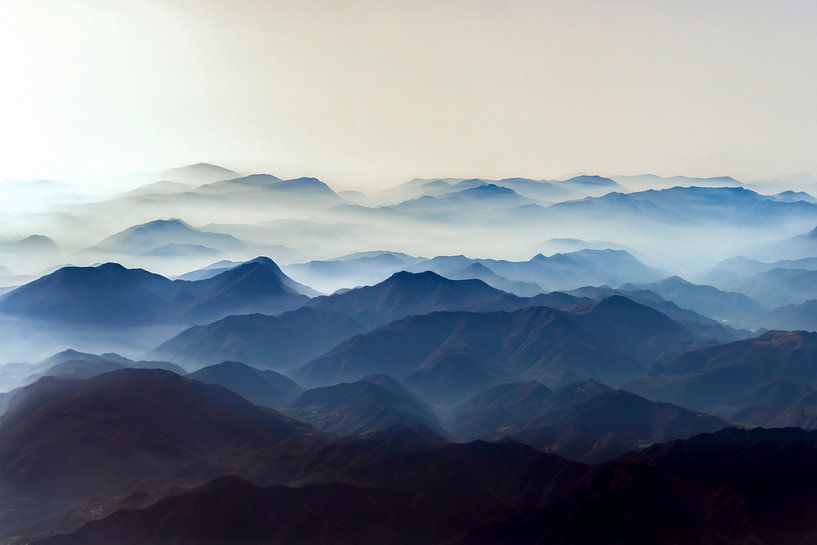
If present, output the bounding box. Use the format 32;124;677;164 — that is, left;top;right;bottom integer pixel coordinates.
297;296;697;404
626;330;817;418
0;257;311;326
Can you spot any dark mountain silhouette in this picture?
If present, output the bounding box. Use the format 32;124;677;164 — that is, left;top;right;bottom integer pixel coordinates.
510;388;727;462
448;380;556;440
187;361;302;407
36;428;817;545
297;297;695;403
33;439;577;545
729;380;817;428
450;380;725;462
456;427;817;545
626;330;817;414
620;275;766;327
0;369;308;535
0;258;311;326
284;375;444;436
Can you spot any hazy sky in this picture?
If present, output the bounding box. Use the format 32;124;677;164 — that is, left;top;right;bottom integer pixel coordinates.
2;0;817;190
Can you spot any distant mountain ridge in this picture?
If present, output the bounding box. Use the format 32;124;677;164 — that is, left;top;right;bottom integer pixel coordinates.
88;218;245;256
0;257;311;326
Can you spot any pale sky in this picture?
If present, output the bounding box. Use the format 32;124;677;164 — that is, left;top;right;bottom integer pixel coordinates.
1;0;816;190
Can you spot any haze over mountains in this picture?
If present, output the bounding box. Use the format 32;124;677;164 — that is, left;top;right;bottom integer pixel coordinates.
5;162;817;544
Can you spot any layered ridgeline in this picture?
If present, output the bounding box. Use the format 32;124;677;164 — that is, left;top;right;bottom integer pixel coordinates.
283;248;662;296
9;368;817;545
448;379;726;462
296;295;699;404
152;271;525;368
0;257;312;326
0;369;312;537
154;271;735;373
626;330;817;425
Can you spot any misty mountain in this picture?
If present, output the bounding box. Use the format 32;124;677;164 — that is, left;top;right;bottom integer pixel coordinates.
87;218;245;255
548;185;817;227
533;237;634;255
156;162;239;184
0;349;181;396
771;190;817;204
34;352;183;382
733;267;817;307
0;234;59;254
612;173;744;190
152;307;362;369
0;369;308;535
376;176;578;205
619;276;766;327
389;184;534;218
284;251;425;294
479;249;662;292
558;174;623;196
121;180;194;197
187;361;302;407
298;296;696;403
284;375;443;436
284;248;657;298
701;255;817;287
174;259;243;281
406;256;543;296
567;285;750;343
0;258;311;326
199;174;340;202
626;330;817;415
765;299;817;331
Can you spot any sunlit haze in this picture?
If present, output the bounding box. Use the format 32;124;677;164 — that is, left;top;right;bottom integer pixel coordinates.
2;0;817;191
